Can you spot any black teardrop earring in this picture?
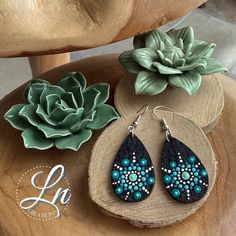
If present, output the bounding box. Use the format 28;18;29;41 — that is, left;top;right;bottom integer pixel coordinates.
153;106;209;203
111;105;155;202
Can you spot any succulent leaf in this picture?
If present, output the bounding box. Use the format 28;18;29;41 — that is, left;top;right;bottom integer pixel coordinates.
135;71;168;95
86;83;110;104
37;124;72;138
83;88;101;115
169;72;202;95
119;26;227;95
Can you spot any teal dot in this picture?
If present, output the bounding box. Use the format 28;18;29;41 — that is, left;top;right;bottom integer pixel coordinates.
128;167;132;171
112;171;119;179
133;166;136;170
192;168;196;172
138;182;143;187
188;156;196;164
169;161;177;168
140;159;147;166
184;185;189;190
121;175;125;179
181;171;190;180
194;177;198;183
201;170;208;177
194;185;202;193
128;185;132;190
187;164;191;168
124;188;127;191
176;167;180;171
137;167;141;171
178;184;183;189
181;164;185;168
176;181;179;185
171;189;180;198
148;177;155;184
194;172;199;177
134;192;142;201
134;186;138;190
122;159;129;166
173;172;177;176
141;177;146;182
141;171;145;176
146;174;149;178
190;182;195;187
173;177;177;181
124;184;128;188
129;173;138;182
115;187;123;195
121;179;125;183
123;171;127;174
163;175;172;184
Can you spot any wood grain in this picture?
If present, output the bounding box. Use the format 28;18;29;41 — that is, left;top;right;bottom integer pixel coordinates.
0;0;206;57
115;73;224;134
0;55;235;235
89;110;216;227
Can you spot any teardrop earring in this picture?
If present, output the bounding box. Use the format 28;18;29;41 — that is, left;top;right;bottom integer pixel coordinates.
153;106;209;203
111;105;155;202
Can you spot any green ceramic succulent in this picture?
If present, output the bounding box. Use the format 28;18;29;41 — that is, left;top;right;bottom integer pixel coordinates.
4;72;119;151
119;26;227;95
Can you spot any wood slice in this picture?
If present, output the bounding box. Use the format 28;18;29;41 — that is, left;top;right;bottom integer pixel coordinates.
0;0;206;57
89;110;216;227
0;55;235;235
115;73;224;134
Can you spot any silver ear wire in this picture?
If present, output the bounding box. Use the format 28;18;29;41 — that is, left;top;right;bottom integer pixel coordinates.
128;104;149;136
152;106;173;142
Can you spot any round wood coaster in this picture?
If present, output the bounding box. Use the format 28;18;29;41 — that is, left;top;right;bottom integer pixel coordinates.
114;73;224;134
89;110;216;227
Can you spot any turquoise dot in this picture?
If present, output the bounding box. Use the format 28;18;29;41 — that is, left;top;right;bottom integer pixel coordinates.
181;164;185;168
141;177;146;182
194;185;202;193
146;174;149;178
124;188;127;191
140;159;147;166
194;177;198;183
148;177;155;184
115;187;123;195
184;185;189;190
192;167;196;172
188;156;196;164
169;161;177;168
181;171;190;180
112;171;119;179
163;175;172;184
173;177;177;181
141;171;145;176
171;189;180;198
194;172;199;177
131;163;134;167
134;186;138;190
133;166;136;170
128;185;132;190
176;181;180;185
131;189;134;193
123;171;127;174
201;170;208;177
120;183;123;187
121;175;125;179
173;172;177;176
124;184;128;188
122;159;129;166
178;184;183;189
129;173;138;182
138;182;143;187
190;182;195;187
144;182;147;186
187;164;191;168
134;192;142;201
121;179;125;183
137;167;141;171
176;167;180;171
128;167;132;171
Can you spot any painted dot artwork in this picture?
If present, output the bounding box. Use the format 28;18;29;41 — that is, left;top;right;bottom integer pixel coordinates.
161;137;209;203
111;134;155;202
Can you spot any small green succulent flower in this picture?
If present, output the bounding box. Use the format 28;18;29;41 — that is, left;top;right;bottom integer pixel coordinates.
4;72;119;151
119;26;227;95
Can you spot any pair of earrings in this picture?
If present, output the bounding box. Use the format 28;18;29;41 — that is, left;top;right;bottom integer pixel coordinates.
111;106;209;203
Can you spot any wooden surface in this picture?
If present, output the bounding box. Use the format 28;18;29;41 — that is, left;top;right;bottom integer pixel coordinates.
0;55;235;235
0;0;206;57
29;53;70;77
89;110;216;227
115;73;224;134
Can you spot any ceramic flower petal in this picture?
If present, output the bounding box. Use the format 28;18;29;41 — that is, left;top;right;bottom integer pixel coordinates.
21;127;54;150
4;104;30;130
60;92;78;110
83;88;101;115
55;129;92;151
135;71;168;95
37;124;72;138
18;104;41;126
153;62;182;75
169;72;202;95
131;48;159;71
86;83;110;104
119;50;143;74
87;104;119;129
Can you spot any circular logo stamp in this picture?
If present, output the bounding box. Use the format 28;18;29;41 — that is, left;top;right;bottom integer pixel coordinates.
16;165;71;221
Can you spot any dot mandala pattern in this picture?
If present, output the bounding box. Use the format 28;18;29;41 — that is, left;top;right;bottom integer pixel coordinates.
161;138;209;203
111;134;155;202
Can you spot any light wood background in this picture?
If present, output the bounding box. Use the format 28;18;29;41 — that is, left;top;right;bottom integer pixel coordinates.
0;0;205;57
0;55;235;235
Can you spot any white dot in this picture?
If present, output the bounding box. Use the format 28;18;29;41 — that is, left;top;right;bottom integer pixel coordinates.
168;170;171;173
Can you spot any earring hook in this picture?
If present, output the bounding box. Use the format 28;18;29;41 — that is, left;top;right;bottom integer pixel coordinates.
128;104;149;136
152;106;173;142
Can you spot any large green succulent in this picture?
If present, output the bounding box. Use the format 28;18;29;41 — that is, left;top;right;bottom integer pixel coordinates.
4;72;119;151
119;26;227;95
